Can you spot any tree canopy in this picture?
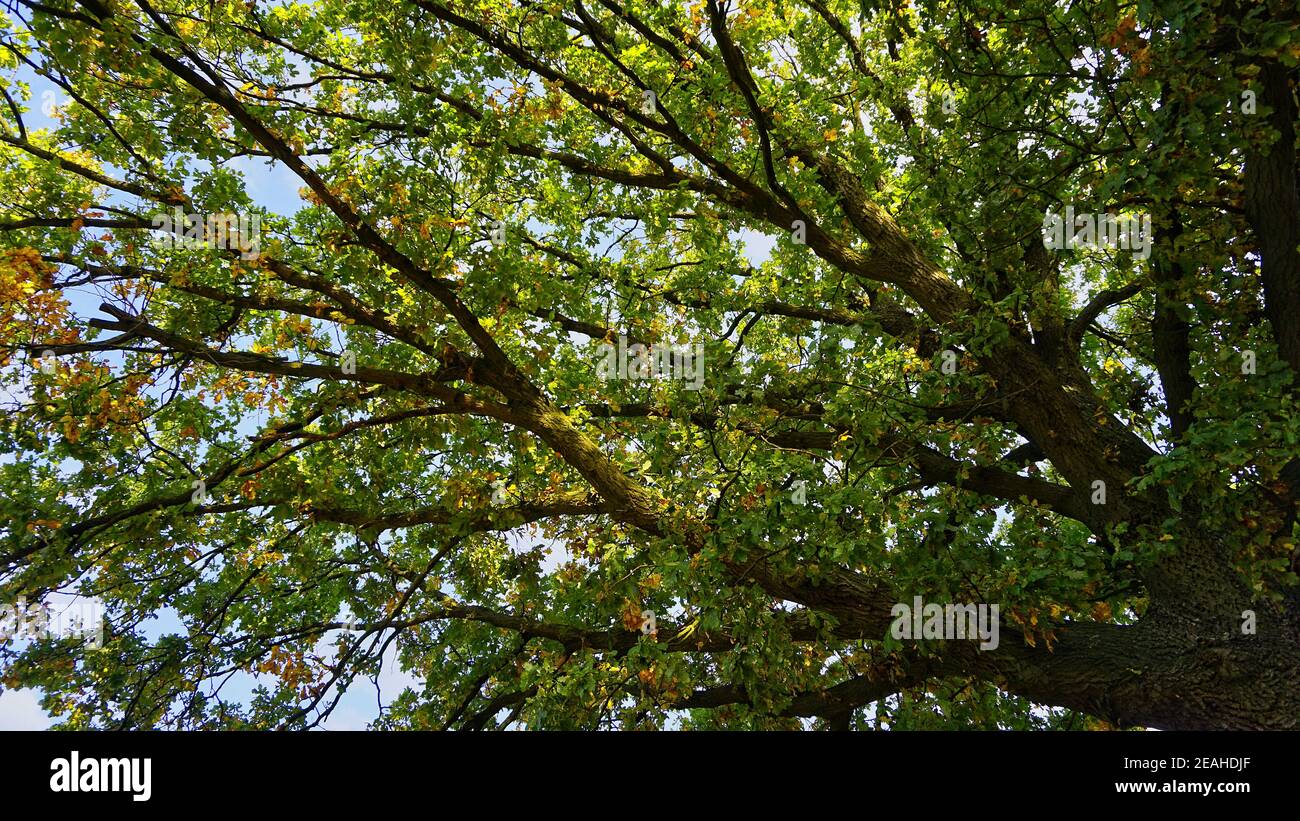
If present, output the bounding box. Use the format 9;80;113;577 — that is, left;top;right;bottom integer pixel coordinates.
1;0;1298;730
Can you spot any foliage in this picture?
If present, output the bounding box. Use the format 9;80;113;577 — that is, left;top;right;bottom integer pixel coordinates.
0;0;1297;730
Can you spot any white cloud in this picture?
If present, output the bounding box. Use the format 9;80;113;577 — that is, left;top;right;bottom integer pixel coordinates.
0;688;53;730
729;227;777;267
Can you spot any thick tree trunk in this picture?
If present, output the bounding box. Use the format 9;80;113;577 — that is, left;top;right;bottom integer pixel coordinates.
983;525;1300;729
1113;614;1300;730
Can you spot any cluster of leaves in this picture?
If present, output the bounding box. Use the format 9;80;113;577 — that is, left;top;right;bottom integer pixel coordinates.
0;0;1295;730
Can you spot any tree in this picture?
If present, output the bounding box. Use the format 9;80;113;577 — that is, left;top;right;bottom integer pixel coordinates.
0;0;1296;730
